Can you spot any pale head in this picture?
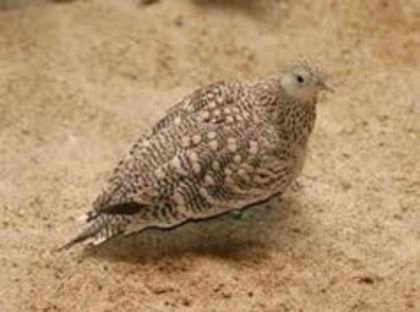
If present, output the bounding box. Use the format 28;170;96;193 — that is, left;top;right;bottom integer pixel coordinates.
280;62;332;101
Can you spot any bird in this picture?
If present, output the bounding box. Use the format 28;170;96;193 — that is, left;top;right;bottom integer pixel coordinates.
60;60;332;250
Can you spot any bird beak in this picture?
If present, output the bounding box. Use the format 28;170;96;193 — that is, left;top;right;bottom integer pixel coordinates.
319;81;334;93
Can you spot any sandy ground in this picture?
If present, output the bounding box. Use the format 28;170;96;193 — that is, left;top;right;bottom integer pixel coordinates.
0;0;419;311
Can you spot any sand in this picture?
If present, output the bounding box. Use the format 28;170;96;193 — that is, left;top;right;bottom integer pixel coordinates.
0;0;419;311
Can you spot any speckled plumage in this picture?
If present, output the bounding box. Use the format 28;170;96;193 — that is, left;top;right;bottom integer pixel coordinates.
61;61;331;249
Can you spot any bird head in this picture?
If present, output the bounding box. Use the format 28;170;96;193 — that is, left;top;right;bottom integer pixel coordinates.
280;61;333;101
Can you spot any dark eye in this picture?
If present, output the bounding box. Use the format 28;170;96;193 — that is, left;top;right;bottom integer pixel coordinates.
296;75;305;83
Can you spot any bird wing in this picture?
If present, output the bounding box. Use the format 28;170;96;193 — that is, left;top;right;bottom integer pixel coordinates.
89;80;248;210
91;80;294;217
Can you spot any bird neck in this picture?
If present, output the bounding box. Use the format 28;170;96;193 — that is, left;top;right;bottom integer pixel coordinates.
253;78;317;145
277;99;317;145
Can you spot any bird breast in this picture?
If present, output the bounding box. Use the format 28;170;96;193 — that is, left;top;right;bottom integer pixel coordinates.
294;143;308;177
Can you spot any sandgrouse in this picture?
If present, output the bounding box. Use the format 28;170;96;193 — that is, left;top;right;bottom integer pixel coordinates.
61;61;332;249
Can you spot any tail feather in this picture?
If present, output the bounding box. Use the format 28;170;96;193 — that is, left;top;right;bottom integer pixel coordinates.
57;230;96;251
58;214;126;252
58;202;153;251
57;215;105;251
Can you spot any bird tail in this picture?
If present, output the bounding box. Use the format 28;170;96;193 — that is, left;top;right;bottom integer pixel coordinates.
58;202;146;251
57;215;117;251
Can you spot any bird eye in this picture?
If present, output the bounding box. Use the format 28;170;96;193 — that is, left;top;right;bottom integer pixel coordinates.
296;75;305;83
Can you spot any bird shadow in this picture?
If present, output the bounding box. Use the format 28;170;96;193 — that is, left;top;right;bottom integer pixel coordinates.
191;0;268;18
82;196;310;264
